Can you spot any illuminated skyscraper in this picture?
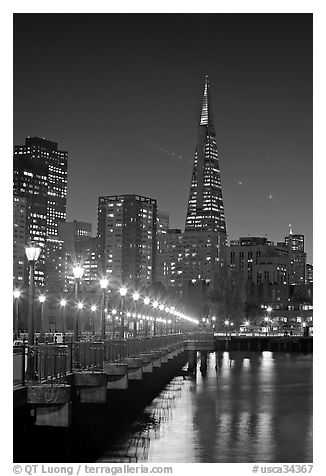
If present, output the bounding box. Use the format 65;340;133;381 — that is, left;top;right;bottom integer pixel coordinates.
97;195;157;288
185;75;226;234
13;195;27;288
157;77;227;300
13;137;67;292
284;227;306;285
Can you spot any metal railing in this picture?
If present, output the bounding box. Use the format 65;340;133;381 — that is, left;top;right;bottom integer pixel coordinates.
74;342;104;371
13;344;27;386
13;333;188;386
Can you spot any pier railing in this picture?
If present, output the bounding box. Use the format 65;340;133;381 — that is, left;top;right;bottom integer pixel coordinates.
13;334;186;385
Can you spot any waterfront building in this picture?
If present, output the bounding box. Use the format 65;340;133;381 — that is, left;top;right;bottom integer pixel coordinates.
97;194;157;289
228;237;289;286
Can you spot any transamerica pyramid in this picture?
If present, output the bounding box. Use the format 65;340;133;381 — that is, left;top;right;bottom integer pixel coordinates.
185;75;226;235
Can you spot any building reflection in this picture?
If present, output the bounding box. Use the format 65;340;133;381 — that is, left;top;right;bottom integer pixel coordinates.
98;352;312;463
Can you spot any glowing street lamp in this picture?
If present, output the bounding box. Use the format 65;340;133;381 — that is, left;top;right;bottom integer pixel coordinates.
73;265;84;280
13;290;20;339
119;287;127;297
60;299;67;336
100;277;109;340
133;292;140;301
119;286;128;338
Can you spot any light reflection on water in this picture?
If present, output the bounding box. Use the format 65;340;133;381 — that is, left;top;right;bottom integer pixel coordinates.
98;352;312;463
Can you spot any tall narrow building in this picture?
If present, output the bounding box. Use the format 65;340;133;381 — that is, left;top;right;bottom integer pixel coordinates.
97;195;157;289
13;137;68;293
185;75;226;234
158;76;227;302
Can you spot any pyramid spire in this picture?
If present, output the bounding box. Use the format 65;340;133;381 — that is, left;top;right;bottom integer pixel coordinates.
200;74;211;126
185;76;226;234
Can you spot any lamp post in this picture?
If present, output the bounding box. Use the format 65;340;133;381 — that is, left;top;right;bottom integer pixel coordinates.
153;301;158;336
38;295;46;341
25;243;42;347
144;297;150;336
111;308;117;337
244;320;250;334
224;319;230;337
25;242;42;380
164;307;170;336
90;305;97;335
13;290;20;339
159;304;164;335
132;292;139;338
266;306;272;335
119;286;127;339
158;304;164;336
211;315;216;333
60;299;67;337
73;265;84;342
100;278;109;340
76;302;84;340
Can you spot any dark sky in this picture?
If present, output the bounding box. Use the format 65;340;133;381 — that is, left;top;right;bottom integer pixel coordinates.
13;13;313;263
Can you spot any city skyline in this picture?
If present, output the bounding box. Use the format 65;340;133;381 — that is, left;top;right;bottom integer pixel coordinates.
13;13;312;263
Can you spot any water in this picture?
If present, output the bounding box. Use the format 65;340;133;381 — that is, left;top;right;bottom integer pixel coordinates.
97;351;313;463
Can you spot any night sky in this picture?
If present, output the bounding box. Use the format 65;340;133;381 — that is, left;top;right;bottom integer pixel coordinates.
13;13;313;263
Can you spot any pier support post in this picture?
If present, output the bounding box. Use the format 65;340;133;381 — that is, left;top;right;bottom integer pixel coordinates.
125;357;143;380
74;372;107;403
103;362;128;390
187;350;197;373
200;351;208;373
27;384;71;427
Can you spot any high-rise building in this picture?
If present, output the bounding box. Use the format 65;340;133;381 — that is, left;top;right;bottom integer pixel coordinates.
156;211;170;284
184;75;227;287
13;137;68;293
306;263;313;283
58;220;96;292
58;220;92;253
160;229;184;288
185;75;226;234
157;76;227;300
97;195;157;289
13;195;27;288
282;227;306;285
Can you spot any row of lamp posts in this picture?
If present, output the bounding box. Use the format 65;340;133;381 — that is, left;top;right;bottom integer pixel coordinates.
17;242;197;356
